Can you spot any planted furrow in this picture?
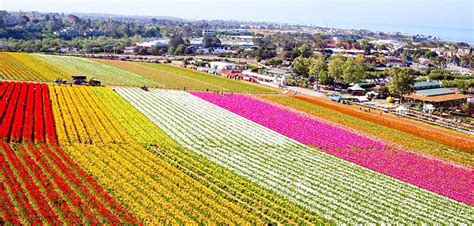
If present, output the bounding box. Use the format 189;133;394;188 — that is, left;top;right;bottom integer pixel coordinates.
47;144;141;224
116;88;473;224
0;142;60;224
1;83;22;140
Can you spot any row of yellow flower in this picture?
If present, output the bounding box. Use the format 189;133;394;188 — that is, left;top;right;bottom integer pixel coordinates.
0;52;71;82
50;85;129;145
50;85;259;224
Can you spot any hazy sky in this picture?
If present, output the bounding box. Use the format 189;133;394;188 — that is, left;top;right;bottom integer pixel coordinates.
1;0;473;42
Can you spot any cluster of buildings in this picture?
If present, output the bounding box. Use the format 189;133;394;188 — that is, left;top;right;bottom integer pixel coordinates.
202;28;251;36
53;24;103;39
130;35;255;55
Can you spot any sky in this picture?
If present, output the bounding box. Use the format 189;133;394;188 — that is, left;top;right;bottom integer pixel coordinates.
1;0;473;42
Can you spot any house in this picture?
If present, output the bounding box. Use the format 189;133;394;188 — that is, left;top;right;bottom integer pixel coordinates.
384;56;404;67
414;81;441;90
188;37;204;51
84;28;102;37
220;36;254;48
404;81;470;108
54;24;83;39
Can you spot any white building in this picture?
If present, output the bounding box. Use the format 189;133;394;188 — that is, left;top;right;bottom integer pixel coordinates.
209;62;237;70
203;29;251;36
136;39;170;48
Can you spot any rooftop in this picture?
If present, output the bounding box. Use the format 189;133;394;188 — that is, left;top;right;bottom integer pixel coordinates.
414;81;441;90
415;88;454;97
404;93;470;103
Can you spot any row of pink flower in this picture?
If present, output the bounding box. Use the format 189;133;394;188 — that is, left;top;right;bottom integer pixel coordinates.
190;91;473;206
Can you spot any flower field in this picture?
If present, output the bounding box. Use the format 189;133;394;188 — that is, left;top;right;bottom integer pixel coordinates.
47;84;325;224
1;52;473;224
190;92;473;205
93;86;327;224
0;81;56;143
94;58;278;93
0;81;140;224
259;94;473;167
116;88;473;224
0;52;71;82
292;95;474;153
39;54;160;87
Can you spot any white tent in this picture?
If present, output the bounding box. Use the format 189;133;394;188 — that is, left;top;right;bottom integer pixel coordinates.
366;91;378;96
422;104;435;114
348;84;365;92
209;62;236;70
355;96;369;102
395;105;407;115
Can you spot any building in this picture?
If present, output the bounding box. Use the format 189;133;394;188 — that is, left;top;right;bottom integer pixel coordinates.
202;29;251;36
242;71;276;82
220;36;254;48
84;28;103;37
123;46;136;54
209;62;237;70
384;56;404;67
54;24;83;39
404;81;470;107
136;39;170;49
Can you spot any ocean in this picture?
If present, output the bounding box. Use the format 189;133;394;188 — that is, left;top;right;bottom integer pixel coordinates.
329;22;474;44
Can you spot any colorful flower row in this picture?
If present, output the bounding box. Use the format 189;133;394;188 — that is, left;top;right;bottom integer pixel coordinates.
0;141;140;224
116;88;472;224
293;95;474;153
49;85;268;224
259;95;473;167
0;82;57;143
39;54;159;87
0;81;140;224
0;52;70;82
92;86;324;224
190;92;473;205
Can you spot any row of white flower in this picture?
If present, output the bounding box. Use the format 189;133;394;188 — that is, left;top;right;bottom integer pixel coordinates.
116;88;473;224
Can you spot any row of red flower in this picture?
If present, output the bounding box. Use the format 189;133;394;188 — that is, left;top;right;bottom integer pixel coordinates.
0;82;56;143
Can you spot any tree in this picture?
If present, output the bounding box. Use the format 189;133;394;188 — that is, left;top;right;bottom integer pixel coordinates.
319;71;333;85
267;57;283;66
424;50;438;59
174;44;186;55
292;57;311;76
203;35;221;48
167;46;175;55
292;45;311;58
169;36;185;50
308;53;328;86
377;86;390;97
342;55;366;84
388;67;417;99
328;54;345;84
